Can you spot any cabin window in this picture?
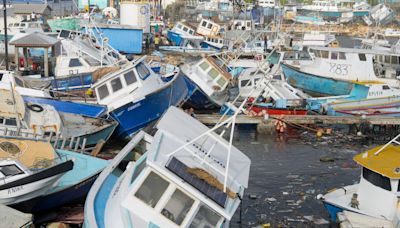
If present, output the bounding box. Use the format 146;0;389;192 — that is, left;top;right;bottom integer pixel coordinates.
4;118;17;126
331;52;338;60
201;21;207;27
240;79;250;87
391;56;398;64
339;52;346;60
177;24;182;29
219;40;223;44
136;62;151;79
188;30;194;35
69;58;83;67
135;171;169;208
208;68;219;80
189;205;222;228
161;189;194;225
199;61;209;71
124;71;137;85
97;84;109;100
207;23;212;29
217;77;227;87
358;54;366;61
383;85;390;90
321;51;329;59
183;27;189;32
362;167;391;191
385;55;391;64
0;164;24;177
111;78;123;92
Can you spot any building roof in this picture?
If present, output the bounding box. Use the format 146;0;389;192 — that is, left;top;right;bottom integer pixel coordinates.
10;32;59;47
354;144;400;179
12;3;52;15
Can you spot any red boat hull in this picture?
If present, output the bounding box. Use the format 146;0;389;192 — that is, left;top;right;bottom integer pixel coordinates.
250;106;308;115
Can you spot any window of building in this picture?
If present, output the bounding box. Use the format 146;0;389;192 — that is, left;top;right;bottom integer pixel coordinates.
124;71;137;85
69;58;83;67
199;61;209;71
97;84;109;100
359;53;367;61
208;68;219;79
111;77;123;92
362;167;391;191
136;62;151;79
189;205;222;228
161;189;194;225
135;171;169;208
0;164;24;177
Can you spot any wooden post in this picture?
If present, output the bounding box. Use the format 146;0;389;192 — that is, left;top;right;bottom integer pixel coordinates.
14;47;18;70
90;139;105;157
23;47;28;69
44;47;49;77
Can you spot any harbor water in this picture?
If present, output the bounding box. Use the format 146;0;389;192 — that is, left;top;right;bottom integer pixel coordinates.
229;126;374;227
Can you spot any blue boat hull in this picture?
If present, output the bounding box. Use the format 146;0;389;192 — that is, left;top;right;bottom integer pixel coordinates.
167;31;184;46
12;150;109;213
322;202;344;222
182;73;219;109
110;73;189;138
282;63;353;96
52;73;94;91
23;96;107;118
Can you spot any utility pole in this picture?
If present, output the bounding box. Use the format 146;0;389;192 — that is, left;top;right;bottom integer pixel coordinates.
3;0;8;70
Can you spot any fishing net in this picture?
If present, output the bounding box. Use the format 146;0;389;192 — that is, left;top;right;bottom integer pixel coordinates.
0;142;21;156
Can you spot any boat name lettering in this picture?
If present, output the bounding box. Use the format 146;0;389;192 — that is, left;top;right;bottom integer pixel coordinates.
329;63;349;76
369;91;383;97
127;103;141;112
8;186;23;195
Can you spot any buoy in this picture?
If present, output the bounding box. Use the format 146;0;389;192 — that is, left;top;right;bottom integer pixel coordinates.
357;131;362;136
316;129;323;137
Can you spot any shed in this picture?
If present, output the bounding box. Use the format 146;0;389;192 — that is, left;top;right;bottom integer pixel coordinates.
12;3;52;16
10;32;60;77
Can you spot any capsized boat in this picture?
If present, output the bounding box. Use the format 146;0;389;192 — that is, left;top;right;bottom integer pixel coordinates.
0;88;117;147
180;56;231;109
0;136;73;205
318;133;400;225
92;56;189;138
84;106;251;227
13;147;109;213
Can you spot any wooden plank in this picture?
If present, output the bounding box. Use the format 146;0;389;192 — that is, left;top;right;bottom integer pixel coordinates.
196;114;400;125
90;139;106;157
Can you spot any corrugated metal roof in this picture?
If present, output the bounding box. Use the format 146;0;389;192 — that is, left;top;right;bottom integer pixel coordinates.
10;32;59;47
12;3;52;15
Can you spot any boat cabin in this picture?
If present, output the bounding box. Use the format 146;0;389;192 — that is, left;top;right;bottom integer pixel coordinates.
172;22;196;36
232;20;253;31
351;142;400;220
194;57;231;93
8;21;44;34
93;57;157;108
307;46;400;81
203;36;225;49
197;19;221;37
0;160;28;182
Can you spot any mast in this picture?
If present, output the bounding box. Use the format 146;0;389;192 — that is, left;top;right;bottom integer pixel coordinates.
3;0;8;70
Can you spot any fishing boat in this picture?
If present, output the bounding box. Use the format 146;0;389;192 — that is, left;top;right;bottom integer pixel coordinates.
318;133;400;226
0;136;73;205
180;56;230;109
92;56;189;138
326;95;400;117
13;147;109;213
0;88;117;147
307;82;400;112
84;106;251;227
282;46;400;96
299;0;369;18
